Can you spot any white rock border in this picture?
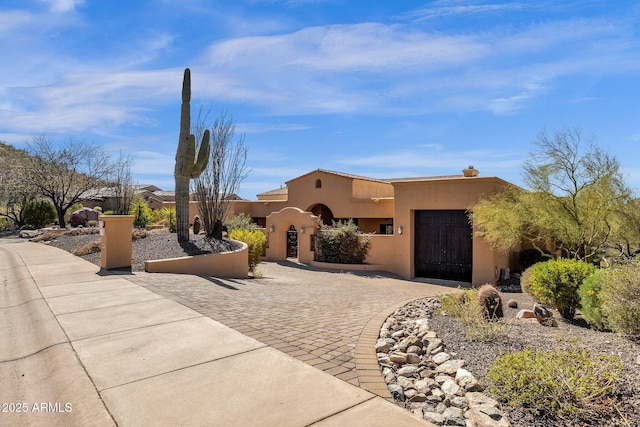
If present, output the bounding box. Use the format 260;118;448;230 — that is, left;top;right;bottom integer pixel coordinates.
375;296;510;427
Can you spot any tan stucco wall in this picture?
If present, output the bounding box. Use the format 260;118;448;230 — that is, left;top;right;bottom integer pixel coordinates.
287;171;393;219
265;207;319;264
365;234;395;271
144;241;249;278
392;177;510;285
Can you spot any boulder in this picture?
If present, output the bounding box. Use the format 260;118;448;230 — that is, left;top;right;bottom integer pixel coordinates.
70;207;99;227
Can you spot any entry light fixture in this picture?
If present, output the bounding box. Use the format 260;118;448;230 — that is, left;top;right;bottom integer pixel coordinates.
269;224;275;233
397;226;403;235
300;226;306;234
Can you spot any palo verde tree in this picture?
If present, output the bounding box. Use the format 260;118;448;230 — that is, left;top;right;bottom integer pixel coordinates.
470;127;637;263
174;68;210;242
193;111;249;239
24;136;117;228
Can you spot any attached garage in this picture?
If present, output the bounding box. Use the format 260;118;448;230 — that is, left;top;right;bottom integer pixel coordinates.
414;210;473;282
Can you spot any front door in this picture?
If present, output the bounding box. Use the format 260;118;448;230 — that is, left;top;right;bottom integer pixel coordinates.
287;225;298;258
414;210;472;281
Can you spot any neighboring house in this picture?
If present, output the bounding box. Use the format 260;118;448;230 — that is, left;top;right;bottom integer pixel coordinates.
79;185;165;211
217;166;517;286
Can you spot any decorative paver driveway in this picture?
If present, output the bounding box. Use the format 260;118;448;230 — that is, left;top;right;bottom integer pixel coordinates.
128;261;456;395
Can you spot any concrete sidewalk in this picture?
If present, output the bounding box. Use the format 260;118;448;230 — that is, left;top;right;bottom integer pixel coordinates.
0;240;432;426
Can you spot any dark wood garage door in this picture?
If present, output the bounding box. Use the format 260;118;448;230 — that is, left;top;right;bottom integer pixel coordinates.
414;210;472;282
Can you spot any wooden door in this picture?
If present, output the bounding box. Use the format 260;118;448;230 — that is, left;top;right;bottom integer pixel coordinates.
414;210;472;281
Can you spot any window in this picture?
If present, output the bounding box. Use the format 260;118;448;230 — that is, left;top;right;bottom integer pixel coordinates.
315;179;322;188
380;224;393;235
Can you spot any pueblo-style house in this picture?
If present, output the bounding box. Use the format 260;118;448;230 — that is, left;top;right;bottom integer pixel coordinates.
214;166;516;286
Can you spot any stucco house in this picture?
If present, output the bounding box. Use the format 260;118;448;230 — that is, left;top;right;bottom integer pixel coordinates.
215;166;516;286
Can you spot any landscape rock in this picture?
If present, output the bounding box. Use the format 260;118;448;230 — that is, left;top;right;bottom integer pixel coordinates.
378;297;510;427
533;303;553;322
432;352;451;364
435;359;465;374
375;338;395;353
515;309;536;319
456;368;480;391
397;365;419;376
70;207;99;227
424;411;445;424
441;378;461;397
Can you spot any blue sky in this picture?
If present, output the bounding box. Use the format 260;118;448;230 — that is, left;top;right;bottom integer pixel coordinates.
2;0;640;199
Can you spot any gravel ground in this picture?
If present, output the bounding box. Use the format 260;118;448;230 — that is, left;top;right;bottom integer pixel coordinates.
428;292;640;426
32;228;241;272
9;229;640;426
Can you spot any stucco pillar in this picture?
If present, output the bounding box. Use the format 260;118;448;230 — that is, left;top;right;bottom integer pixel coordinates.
99;215;134;270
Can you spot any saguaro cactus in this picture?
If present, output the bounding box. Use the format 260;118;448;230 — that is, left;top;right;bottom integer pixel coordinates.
174;68;210;242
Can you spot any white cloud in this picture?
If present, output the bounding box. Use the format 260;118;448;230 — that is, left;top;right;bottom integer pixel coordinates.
339;148;524;174
39;0;85;13
404;2;526;21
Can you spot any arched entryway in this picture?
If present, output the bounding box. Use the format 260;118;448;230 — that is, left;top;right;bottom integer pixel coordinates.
308;204;334;225
265;207;319;263
286;225;298;258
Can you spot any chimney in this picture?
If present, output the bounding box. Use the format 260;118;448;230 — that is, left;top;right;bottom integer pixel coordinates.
463;165;479;177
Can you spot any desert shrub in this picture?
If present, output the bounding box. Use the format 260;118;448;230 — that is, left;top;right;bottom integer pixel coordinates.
148;208;162;225
519;265;535;294
519;248;552;269
599;262;640;336
577;269;609;330
315;219;371;264
488;346;622;420
161;207;177;233
438;288;511;342
228;229;267;273
226;213;257;232
130;199;151;229
23;200;56;228
527;258;596;319
0;217;11;231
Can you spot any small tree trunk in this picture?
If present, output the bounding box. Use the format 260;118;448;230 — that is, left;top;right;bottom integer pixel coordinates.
56;207;66;228
213;219;223;240
175;176;190;242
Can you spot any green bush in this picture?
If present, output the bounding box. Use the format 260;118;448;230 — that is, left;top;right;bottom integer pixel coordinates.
23;200;56;228
102;210;115;215
315;219;371;264
130;199;151;229
527;258;596;319
488;346;622;420
0;217;11;231
577;269;609;330
519;264;535;294
228;229;267;273
438;288;510;342
599;262;640;336
226;213;257;232
161;207;177;233
518;248;552;269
